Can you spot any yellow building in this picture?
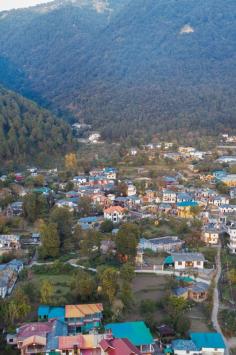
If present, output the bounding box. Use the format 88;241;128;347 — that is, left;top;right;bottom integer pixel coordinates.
220;174;236;187
176;202;199;219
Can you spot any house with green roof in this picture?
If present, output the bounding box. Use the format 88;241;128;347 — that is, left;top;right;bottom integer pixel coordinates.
105;321;154;354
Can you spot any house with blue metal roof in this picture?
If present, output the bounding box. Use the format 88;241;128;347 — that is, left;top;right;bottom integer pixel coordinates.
190;332;225;354
38;306;65;321
138;236;184;253
171;339;198;355
171;332;225;355
177;193;194;203
173;281;209;303
173;287;189;299
46;319;68;353
0;259;23;298
78;216;101;230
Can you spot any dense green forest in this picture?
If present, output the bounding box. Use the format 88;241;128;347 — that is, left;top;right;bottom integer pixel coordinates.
0;86;74;166
0;0;235;139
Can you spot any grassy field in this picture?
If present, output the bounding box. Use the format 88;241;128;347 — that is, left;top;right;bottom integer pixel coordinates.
34;274;73;297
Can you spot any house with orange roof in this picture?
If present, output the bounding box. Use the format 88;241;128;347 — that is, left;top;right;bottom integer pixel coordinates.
65;303;103;334
58;333;104;354
104;206;126;223
91;193;111;208
57;333;142;355
20;335;46;355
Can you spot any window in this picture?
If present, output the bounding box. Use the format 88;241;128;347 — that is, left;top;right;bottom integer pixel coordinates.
178;261;182;265
197;261;201;265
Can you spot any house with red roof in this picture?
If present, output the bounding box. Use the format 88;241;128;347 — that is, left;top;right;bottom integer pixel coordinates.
7;319;55;354
100;337;142;355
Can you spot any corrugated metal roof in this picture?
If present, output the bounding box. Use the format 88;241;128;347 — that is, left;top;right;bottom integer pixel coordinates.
22;335;46;347
171;252;205;262
38;306;65;320
190;332;225;349
172;339;197;351
65;303;103;318
105;321;154;346
46;320;68;352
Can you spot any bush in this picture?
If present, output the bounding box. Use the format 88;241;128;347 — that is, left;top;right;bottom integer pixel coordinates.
140;299;157;316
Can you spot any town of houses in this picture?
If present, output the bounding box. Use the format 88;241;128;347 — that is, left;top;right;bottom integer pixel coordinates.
0;133;236;354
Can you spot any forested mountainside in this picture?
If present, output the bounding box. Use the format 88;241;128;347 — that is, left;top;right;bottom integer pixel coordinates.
0;86;74;166
0;0;235;139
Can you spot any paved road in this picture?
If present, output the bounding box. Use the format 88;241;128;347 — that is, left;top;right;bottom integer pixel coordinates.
28;259;97;273
211;244;230;355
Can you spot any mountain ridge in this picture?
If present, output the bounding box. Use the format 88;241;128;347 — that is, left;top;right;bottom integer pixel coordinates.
0;85;74;167
0;0;235;139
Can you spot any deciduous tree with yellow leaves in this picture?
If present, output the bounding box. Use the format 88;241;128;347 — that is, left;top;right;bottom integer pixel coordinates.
65;152;78;172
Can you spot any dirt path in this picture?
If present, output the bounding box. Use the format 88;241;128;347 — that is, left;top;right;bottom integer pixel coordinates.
211;244;230;355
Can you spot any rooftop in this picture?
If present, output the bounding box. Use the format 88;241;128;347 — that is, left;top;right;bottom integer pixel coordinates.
105;321;154;346
171;252;205;262
190;332;225;349
100;337;142;355
172;339;198;351
104;206;125;214
146;236;183;246
176;201;198;207
65;303;103;318
38;305;65;320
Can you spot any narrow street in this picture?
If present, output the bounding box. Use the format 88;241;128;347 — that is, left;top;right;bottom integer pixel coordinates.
212;244;230;355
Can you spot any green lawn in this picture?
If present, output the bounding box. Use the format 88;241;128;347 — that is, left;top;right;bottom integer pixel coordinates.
34;274;74;297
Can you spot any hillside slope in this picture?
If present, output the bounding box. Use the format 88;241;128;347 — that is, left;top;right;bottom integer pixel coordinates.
0;86;74;166
0;0;235;138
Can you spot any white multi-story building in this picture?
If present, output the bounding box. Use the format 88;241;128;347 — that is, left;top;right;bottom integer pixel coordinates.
162;190;176;204
127;183;137;197
226;223;236;254
104;206;126;223
0;235;20;250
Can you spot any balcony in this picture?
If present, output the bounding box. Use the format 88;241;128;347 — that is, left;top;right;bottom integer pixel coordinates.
24;346;46;354
228;244;236;253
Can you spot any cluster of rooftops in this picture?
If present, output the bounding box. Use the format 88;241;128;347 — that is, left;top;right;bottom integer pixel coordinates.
6;302;226;355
